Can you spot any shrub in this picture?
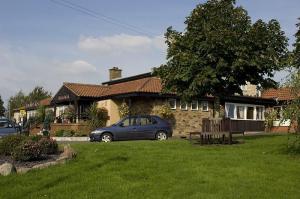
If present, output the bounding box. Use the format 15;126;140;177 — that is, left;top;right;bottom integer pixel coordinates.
55;129;65;137
287;134;300;154
42;130;50;137
86;103;109;130
30;135;44;142
38;138;58;155
63;130;75;137
0;135;27;156
12;140;43;161
119;102;130;118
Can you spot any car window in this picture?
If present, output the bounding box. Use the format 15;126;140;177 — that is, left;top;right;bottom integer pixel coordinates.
122;117;138;127
140;117;152;126
0;122;8;128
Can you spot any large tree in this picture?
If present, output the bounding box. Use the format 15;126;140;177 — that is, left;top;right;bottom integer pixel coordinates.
293;18;300;68
155;0;288;101
8;86;51;117
27;86;51;104
0;95;5;117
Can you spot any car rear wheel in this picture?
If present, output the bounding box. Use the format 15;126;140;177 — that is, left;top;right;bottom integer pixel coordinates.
156;131;167;141
101;133;112;142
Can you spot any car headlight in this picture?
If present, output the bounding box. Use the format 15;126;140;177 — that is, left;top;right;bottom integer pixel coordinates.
91;130;103;134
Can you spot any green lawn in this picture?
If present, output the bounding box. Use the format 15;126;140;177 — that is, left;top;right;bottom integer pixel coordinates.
1;134;300;199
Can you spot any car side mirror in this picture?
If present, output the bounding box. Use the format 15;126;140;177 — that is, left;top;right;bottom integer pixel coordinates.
119;123;124;127
8;124;13;128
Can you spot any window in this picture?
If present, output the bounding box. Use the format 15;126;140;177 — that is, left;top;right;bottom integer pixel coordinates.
225;103;235;119
180;101;188;110
225;103;265;121
256;106;264;120
168;99;176;110
274;106;282;120
191;100;198;110
246;107;254;119
202;101;209;111
139;117;152;126
237;106;245;119
121;117;137;127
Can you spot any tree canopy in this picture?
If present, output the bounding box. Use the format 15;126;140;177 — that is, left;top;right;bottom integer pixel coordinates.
0;95;5;117
293;18;300;68
154;0;288;101
8;86;51;117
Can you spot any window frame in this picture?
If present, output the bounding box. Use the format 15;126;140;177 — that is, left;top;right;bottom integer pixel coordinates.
191;100;199;111
168;99;177;110
180;101;188;111
201;101;209;112
225;102;265;121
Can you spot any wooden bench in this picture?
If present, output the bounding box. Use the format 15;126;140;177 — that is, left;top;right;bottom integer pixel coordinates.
189;118;233;145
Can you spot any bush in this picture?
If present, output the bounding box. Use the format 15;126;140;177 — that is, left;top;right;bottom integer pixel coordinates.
30;135;44;142
63;130;75;137
38;138;58;155
42;130;50;137
55;129;65;137
12;140;43;161
0;135;27;156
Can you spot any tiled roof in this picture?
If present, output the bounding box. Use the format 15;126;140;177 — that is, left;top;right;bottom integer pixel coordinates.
40;97;52;106
62;77;164;98
261;87;294;101
63;82;110;97
105;77;163;96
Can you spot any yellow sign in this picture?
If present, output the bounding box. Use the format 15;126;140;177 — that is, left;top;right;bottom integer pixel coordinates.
20;110;26;117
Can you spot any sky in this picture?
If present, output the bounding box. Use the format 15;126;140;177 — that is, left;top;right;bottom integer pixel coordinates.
0;0;299;105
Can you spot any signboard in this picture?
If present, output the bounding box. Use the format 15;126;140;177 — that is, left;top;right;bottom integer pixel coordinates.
20;110;26;117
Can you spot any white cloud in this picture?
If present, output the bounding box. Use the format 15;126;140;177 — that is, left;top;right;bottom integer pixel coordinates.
78;34;166;54
57;60;96;74
0;44;101;104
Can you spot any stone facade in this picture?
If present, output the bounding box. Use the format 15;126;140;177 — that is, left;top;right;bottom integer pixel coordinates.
125;97;213;136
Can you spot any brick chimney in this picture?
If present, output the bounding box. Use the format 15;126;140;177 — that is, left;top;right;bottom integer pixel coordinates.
109;67;122;80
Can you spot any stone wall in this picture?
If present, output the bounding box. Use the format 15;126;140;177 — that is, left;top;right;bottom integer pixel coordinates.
30;123;90;136
129;97;213;136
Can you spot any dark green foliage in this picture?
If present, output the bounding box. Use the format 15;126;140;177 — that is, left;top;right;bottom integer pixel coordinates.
12;140;43;161
27;86;51;104
293;18;300;68
0;135;27;156
54;129;87;137
0;134;58;161
62;130;75;137
55;129;64;137
154;0;288;100
0;95;5;117
8;86;51;118
38;137;58;155
30;135;44;142
86;103;109;130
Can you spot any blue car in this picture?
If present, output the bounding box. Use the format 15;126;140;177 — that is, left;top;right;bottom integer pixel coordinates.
0;119;20;138
90;115;172;142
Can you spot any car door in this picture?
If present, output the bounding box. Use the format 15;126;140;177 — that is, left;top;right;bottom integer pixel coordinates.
135;116;157;139
0;121;16;137
114;117;139;140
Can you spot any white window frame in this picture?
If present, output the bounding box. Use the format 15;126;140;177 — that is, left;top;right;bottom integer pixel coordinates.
225;102;265;121
168;99;177;110
180;101;188;111
201;101;209;112
191;100;199;111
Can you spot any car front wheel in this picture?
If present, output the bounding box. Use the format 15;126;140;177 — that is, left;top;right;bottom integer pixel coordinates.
101;133;113;142
156;131;167;141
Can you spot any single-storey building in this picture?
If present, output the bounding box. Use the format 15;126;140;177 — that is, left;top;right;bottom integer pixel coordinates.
15;67;293;136
46;67;276;136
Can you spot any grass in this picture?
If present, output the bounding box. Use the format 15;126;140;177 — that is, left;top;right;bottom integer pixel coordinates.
0;134;300;199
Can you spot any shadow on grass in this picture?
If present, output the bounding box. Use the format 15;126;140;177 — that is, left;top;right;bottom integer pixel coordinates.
86;155;129;170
